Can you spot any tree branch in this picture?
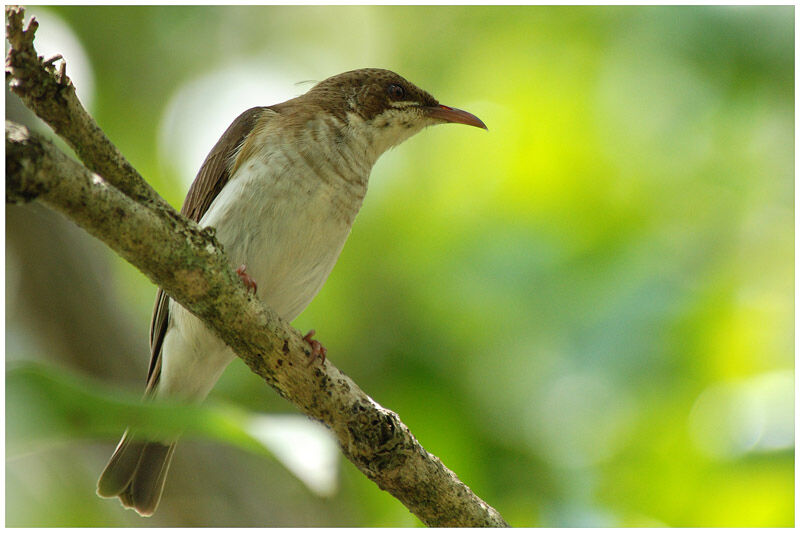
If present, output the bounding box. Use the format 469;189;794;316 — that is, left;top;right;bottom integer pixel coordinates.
5;6;508;528
5;5;171;210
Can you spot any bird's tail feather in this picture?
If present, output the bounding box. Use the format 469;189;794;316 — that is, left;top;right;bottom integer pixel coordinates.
97;430;176;517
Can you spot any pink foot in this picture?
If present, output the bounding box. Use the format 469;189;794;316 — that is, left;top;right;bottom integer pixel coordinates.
236;264;257;294
303;329;327;366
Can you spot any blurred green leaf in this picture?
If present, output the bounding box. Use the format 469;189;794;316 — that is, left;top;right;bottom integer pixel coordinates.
7;362;261;457
7;362;339;497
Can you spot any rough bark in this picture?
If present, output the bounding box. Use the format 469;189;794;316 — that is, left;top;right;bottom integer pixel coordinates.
5;6;508;528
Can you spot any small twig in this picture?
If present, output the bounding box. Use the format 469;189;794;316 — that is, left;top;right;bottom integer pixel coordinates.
42;53;62;67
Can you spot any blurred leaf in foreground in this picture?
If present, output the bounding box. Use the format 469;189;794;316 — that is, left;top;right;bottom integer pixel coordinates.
6;362;339;496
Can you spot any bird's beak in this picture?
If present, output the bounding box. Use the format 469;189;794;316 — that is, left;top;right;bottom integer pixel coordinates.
425;104;488;130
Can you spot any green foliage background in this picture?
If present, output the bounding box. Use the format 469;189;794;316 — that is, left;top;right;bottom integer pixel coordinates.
6;5;794;527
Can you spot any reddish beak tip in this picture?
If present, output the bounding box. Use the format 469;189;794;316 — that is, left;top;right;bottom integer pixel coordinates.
427;104;488;130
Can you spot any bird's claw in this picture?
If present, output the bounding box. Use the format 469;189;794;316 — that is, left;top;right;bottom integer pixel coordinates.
236;264;257;294
303;329;327;366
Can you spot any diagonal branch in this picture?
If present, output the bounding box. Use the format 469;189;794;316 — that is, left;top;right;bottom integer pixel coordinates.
4;6;508;528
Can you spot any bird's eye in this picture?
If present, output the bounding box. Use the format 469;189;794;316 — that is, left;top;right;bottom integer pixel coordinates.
387;84;405;100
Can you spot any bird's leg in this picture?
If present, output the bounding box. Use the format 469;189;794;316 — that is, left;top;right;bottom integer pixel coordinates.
303;329;327;366
235;264;257;294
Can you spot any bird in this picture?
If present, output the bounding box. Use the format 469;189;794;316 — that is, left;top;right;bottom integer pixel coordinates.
96;68;486;516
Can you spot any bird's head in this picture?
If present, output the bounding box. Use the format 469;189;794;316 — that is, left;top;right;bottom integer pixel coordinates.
300;68;486;157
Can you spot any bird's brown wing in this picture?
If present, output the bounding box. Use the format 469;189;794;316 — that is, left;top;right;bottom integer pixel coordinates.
145;107;269;392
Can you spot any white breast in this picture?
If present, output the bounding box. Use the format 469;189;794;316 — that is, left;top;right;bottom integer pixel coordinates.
202;152;366;321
